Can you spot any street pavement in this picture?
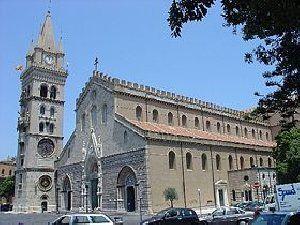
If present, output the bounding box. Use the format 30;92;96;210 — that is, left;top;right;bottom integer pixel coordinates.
0;212;144;225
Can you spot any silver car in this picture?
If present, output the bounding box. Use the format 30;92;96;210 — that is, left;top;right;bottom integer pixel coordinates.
49;214;123;225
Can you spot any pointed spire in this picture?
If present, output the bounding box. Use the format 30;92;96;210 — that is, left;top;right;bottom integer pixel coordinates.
37;11;56;51
57;36;64;54
26;39;34;56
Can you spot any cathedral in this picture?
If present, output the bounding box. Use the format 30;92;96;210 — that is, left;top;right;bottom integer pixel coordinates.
14;12;276;213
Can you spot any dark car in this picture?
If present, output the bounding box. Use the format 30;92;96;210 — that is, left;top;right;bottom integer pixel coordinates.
250;211;300;225
140;208;203;225
200;206;254;225
243;202;265;212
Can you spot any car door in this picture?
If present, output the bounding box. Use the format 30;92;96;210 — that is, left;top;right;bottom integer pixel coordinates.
54;216;71;225
164;209;181;225
226;208;240;225
211;208;228;225
72;216;91;225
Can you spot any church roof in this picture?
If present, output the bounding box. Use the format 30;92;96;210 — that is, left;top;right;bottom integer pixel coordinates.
37;11;56;52
128;119;276;148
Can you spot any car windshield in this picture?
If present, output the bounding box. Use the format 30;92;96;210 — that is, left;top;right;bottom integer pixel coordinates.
251;214;287;225
156;209;169;216
90;216;110;223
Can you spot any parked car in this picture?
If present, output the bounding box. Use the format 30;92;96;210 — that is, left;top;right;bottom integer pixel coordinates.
49;214;123;225
250;211;300;225
200;206;254;225
140;208;203;225
243;202;265;212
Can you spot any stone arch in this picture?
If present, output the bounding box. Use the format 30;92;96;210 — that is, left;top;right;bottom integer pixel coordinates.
84;155;99;210
62;175;72;211
116;166;137;212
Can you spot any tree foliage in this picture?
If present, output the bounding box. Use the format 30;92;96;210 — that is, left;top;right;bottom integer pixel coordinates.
0;176;15;200
274;128;300;184
163;187;178;207
168;0;300;129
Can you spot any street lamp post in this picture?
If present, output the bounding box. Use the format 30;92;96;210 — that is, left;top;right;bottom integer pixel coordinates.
197;188;202;217
85;184;88;213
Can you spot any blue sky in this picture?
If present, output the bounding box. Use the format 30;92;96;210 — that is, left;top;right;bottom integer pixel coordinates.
0;0;269;159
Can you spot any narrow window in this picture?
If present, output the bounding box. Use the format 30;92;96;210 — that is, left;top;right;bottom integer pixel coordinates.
168;112;173;125
195;117;199;128
9;170;12;176
169;151;175;169
102;104;108;124
81;113;86;131
26;85;31;96
232;190;236;201
235;126;239;136
244;128;248;138
40;106;46;115
49;123;54;133
250;157;254;167
124;131;128;144
217;122;221;133
182;115;187;127
91;106;97;127
186;152;192;170
240;156;244;169
260;157;264;167
1;169;4;175
259;130;263;140
266;132;269;141
39;122;44;132
227;124;231;134
268;158;272;168
216;154;221;170
206;121;211;131
50;107;55;117
152;109;158;122
202;154;207;170
40;84;48;98
136;106;142;121
252;129;256;139
50;86;57;99
228;155;233;170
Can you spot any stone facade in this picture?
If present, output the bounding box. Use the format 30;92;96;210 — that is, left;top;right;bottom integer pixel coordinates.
0;157;16;178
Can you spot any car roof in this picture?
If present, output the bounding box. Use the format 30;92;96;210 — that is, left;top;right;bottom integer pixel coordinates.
65;214;109;216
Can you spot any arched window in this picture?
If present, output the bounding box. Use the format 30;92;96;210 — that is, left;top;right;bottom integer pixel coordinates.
250;157;254;167
26;85;31;96
202;153;207;170
50;107;55;117
266;132;269;141
9;170;12;176
169;151;175;169
1;169;4;175
195;117;200;128
152;109;158;122
216;154;221;170
40;105;46;115
91;106;97;127
102;104;108;124
235;126;239;136
124;131;128;144
268;158;272;168
182;115;187;127
81;113;86;131
240;156;245;169
217;122;221;133
227;124;231;134
186;152;192;170
259;130;263;140
252;129;256;139
260;157;264;167
244;127;248;138
136;106;142;121
49;123;54;134
228;155;233;170
39;122;44;132
168;112;173;125
40;84;48;98
206;121;211;131
50;86;57;99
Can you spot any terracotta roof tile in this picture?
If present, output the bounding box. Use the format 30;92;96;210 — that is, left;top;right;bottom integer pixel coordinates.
129;120;276;148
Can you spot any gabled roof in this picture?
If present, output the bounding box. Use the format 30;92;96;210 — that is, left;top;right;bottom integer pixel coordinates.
128;119;276;148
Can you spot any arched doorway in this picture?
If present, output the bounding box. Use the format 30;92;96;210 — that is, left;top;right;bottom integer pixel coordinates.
63;176;72;211
85;156;99;210
117;166;137;212
41;195;48;212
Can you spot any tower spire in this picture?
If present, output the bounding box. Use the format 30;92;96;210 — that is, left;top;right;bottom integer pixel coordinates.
37;11;56;51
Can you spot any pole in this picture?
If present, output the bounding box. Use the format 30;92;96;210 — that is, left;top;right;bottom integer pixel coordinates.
198;189;202;217
139;196;142;222
85;184;88;213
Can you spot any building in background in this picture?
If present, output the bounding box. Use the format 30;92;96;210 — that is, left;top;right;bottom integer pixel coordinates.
0;157;16;179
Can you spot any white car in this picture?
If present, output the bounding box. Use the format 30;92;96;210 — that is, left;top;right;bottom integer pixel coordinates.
49;214;123;225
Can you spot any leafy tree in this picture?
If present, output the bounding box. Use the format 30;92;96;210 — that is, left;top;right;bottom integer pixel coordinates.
168;0;300;129
274;128;300;184
163;187;178;207
0;176;15;202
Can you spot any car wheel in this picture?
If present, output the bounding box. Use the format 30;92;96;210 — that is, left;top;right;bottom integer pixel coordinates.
238;220;248;225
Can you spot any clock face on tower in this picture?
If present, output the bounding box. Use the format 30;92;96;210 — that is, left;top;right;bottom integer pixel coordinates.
43;54;54;65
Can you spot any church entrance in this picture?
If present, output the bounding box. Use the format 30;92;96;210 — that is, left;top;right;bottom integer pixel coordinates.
126;186;136;212
63;176;72;211
41;201;48;212
91;178;98;210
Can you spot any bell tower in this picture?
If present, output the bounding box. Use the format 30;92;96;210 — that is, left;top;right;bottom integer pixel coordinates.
14;11;68;212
